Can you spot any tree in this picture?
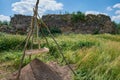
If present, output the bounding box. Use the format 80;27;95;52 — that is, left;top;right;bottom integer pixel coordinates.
71;11;85;22
113;21;120;34
0;21;2;26
2;21;9;25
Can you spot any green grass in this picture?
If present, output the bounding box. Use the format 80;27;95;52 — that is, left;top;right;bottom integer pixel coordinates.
0;33;28;51
96;34;120;42
0;33;120;80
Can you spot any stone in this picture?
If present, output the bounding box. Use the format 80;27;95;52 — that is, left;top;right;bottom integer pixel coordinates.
8;59;63;80
9;14;116;34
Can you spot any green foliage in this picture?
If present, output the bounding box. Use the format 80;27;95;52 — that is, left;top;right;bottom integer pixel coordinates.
0;51;30;69
41;26;62;35
0;21;2;26
116;23;120;34
50;27;62;34
0;21;10;26
0;33;31;51
96;34;120;42
93;29;99;34
75;43;120;80
0;33;120;80
71;11;86;22
46;34;98;59
0;51;21;63
113;21;120;34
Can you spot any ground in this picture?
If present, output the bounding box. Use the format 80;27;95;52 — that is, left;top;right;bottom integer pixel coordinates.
0;59;73;80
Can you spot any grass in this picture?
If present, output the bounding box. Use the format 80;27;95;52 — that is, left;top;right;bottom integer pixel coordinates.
0;33;120;80
0;32;28;51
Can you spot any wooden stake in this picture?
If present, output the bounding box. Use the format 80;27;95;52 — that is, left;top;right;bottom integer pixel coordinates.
16;0;39;79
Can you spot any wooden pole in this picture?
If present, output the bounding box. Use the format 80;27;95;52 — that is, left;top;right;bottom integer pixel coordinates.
16;0;39;79
37;17;77;76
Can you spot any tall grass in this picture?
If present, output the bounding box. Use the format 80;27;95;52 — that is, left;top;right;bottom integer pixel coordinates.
0;33;120;80
0;33;31;51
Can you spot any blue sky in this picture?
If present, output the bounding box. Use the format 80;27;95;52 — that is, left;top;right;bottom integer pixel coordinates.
0;0;120;22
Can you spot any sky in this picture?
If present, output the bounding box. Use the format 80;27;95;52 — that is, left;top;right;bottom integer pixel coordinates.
0;0;120;23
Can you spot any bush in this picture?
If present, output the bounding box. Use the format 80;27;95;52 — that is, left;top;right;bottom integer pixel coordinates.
0;34;31;51
0;21;10;26
71;11;85;22
93;29;99;34
40;26;62;35
116;23;120;34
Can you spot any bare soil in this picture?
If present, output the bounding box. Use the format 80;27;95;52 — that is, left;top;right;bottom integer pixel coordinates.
1;59;73;80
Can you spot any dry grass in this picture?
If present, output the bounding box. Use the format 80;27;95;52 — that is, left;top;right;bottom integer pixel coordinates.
0;33;120;80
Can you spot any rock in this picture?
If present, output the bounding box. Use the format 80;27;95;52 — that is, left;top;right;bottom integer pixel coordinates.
42;14;116;34
10;14;31;34
8;59;63;80
10;14;116;34
0;25;14;34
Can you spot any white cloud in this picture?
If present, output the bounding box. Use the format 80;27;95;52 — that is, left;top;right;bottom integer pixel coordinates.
112;15;120;21
113;3;120;8
115;10;120;15
0;15;10;22
85;11;108;15
106;6;112;11
12;0;63;16
111;3;120;22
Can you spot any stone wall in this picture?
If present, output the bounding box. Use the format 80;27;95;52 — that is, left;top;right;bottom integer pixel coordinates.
10;14;32;34
10;14;116;34
42;14;115;34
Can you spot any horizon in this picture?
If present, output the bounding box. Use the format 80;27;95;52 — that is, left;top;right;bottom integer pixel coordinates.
0;0;120;23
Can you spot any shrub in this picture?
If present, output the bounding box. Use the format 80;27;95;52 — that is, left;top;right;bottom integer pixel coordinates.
40;26;62;35
116;23;120;34
71;11;85;22
0;34;31;51
0;21;10;26
93;29;99;34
